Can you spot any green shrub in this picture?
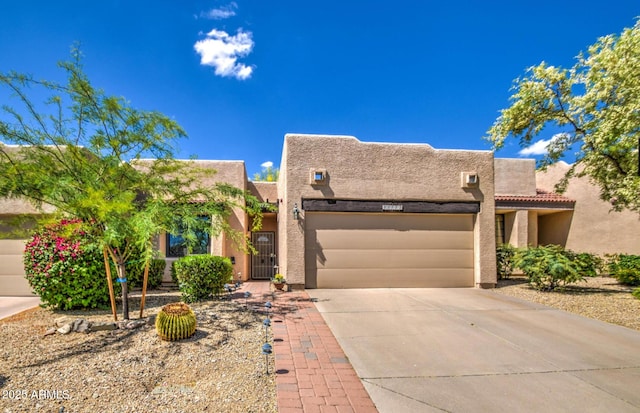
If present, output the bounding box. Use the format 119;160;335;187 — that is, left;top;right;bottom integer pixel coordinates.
172;255;233;303
496;244;516;280
126;258;166;289
563;250;604;278
514;245;585;291
607;254;640;286
632;287;640;300
23;218;120;310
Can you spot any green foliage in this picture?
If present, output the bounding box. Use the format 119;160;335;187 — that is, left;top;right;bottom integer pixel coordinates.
155;302;197;341
23;218;120;310
514;245;592;291
126;258;166;290
172;255;233;303
563;250;604;277
486;20;640;213
632;287;640;300
0;48;264;318
607;254;640;286
272;273;286;283
496;244;516;280
252;164;279;182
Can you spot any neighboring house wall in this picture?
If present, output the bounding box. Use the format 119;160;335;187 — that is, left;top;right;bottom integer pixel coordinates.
536;162;640;256
494;158;537;197
279;134;497;289
494;159;537;248
0;199;55;296
158;160;251;282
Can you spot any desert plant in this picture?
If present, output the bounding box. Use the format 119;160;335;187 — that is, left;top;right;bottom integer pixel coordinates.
514;245;585;291
126;258;166;290
563;250;604;278
496;244;516;280
155;302;197;341
172;255;233;302
23;218;120;310
632;287;640;300
607;254;640;286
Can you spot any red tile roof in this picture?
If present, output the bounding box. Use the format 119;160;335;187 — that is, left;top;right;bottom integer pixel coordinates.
495;189;575;206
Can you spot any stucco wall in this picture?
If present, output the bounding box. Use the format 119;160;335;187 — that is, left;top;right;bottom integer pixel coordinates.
536;162;640;255
494;158;536;196
155;160;251;282
280;134;497;288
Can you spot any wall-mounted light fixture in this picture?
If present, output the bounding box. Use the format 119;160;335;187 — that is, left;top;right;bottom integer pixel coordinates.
293;203;300;220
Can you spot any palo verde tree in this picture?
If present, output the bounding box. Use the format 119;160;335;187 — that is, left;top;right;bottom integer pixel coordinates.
486;20;640;213
252;163;279;182
0;48;264;319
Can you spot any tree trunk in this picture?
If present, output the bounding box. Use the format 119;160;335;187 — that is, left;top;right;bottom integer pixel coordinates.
117;261;129;320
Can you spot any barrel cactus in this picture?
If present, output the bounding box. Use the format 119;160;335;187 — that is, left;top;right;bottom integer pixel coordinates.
155;302;197;341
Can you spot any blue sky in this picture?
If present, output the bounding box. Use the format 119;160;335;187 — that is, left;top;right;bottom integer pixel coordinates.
1;1;639;177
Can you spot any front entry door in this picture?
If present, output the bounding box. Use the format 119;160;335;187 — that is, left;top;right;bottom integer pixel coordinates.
251;232;276;280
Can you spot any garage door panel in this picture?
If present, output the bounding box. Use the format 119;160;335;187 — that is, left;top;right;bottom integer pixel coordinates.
0;240;27;255
0;240;32;296
0;254;26;275
305;212;475;288
309;230;473;250
0;276;33;295
311;249;473;269
307;213;473;231
316;269;474;288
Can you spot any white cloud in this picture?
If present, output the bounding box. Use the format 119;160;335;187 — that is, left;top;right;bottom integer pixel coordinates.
261;161;273;168
518;133;567;156
194;28;255;80
200;2;237;20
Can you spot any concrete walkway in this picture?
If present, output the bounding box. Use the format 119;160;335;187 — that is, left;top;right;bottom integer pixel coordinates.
0;296;39;320
307;288;640;413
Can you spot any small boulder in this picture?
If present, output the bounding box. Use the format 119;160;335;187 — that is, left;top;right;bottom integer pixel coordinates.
90;322;117;332
57;323;72;335
71;319;90;333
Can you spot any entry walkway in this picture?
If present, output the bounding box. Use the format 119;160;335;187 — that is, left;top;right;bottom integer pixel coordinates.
243;282;378;413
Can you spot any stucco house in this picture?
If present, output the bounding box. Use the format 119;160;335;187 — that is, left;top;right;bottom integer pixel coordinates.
1;134;639;296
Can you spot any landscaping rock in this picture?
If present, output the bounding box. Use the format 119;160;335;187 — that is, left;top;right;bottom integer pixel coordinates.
44;327;57;336
117;319;148;330
89;322;117;331
72;319;90;333
57;323;72;335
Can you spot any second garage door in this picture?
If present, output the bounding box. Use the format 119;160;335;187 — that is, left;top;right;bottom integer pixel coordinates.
0;239;33;296
304;212;474;288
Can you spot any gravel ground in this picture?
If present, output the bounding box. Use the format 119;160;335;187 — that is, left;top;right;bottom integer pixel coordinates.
0;289;277;413
2;276;638;412
493;275;640;331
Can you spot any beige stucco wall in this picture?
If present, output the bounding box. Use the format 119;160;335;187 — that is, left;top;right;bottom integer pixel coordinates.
279;134;497;288
536;162;640;255
155;160;251;282
494;158;537;196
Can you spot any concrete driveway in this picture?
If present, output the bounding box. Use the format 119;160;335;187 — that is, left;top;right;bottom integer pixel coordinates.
0;296;40;320
307;288;640;413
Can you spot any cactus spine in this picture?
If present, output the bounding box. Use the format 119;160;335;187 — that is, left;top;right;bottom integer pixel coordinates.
156;302;197;341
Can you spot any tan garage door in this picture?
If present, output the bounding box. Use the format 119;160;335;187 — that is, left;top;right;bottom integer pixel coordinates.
0;239;33;296
305;213;474;288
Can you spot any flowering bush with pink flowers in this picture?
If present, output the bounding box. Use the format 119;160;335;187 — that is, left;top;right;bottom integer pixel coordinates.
23;219;120;310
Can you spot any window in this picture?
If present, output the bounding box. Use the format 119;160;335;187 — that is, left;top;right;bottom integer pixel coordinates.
166;216;211;257
495;214;505;245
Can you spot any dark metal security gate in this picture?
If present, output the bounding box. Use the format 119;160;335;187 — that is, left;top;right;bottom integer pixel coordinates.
251;232;276;280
